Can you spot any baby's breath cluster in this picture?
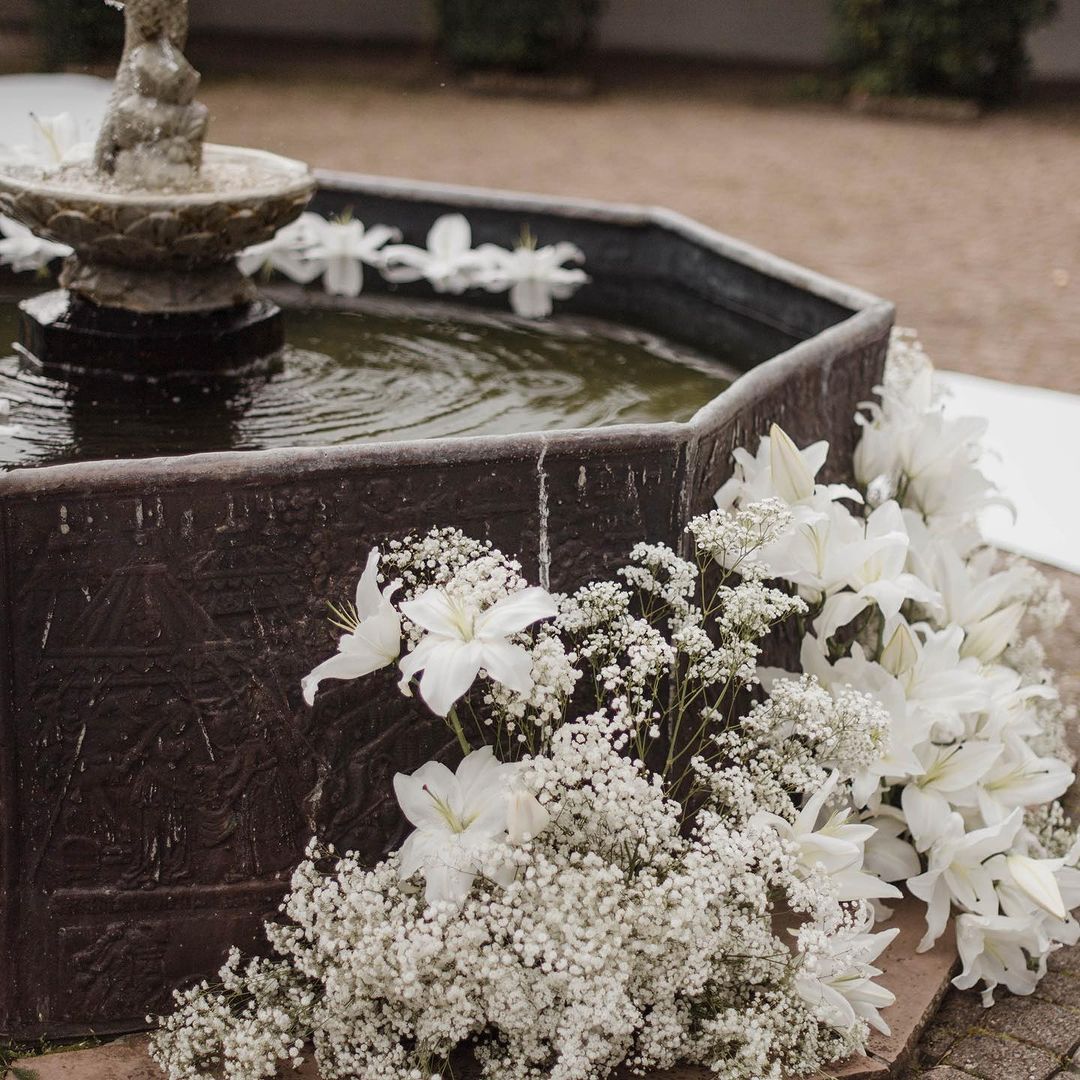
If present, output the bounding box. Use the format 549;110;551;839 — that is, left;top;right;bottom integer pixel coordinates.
154;497;899;1079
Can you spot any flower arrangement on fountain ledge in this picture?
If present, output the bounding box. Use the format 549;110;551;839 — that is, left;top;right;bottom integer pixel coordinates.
151;330;1079;1080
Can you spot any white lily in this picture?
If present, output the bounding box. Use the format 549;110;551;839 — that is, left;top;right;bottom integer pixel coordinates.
759;771;900;902
0;112;91;172
479;236;588;318
861;807;922;886
237;212;327;284
975;738;1073;826
0;215;71;273
795;911;900;1036
790;636;926;807
952;913;1049;1006
908;809;1022;951
715;425;861;512
1000;854;1068;920
306;218;402;297
398;585;557;717
302;548;402;705
393;746;518;906
506;786;551;845
892;623;991;742
814;501;940;641
901;741;1004;850
960;602;1026;664
381;213;494;295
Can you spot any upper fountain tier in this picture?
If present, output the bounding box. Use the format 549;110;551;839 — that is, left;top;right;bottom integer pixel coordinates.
0;0;314;315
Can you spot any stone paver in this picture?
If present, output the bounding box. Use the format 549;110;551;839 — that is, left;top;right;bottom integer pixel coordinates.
942;1033;1061;1080
981;997;1080;1057
1033;970;1080;1010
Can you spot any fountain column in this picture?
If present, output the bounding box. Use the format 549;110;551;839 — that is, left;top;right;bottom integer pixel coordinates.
0;0;315;376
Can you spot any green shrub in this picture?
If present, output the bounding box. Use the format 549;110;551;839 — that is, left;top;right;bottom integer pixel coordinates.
431;0;605;73
34;0;124;71
832;0;1058;104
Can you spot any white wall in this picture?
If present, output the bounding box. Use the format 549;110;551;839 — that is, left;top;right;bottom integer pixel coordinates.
5;0;1080;78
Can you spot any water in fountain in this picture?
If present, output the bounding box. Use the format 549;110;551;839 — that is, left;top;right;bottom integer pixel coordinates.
0;283;794;468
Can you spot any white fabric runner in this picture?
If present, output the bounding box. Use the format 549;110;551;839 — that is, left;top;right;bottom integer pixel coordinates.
940;371;1080;573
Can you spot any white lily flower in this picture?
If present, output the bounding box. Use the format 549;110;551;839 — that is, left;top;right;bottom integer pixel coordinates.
302;548;402;705
879;619;920;677
306;218;402;297
975;738;1073;826
795;910;900;1035
814;501;940;641
892;623;990;742
759;771;900;902
0;215;72;273
1002;854;1068;920
861;806;922;885
506;786;551;845
769;424;817;503
790;636;926;807
952;913;1049;1006
398;585;557;717
0;112;91;172
910;527;1030;633
960;602;1026;664
901;741;1004;850
237;212;327;283
479;237;588;319
393;746;519;906
381;213;494;295
715;425;861;512
908;809;1023;951
757;500;864;600
978;671;1054;743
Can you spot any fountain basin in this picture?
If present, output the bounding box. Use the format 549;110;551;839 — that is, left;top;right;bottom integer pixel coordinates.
0;172;893;1036
0;144;315;313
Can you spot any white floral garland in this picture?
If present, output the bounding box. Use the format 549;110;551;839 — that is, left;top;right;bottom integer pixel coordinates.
149;331;1078;1080
238;211;589;319
1;114;590;321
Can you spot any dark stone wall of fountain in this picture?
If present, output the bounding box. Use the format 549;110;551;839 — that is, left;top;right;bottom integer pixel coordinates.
0;176;893;1036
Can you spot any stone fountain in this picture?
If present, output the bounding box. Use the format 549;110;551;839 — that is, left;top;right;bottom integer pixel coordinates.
0;0;895;1040
0;0;314;375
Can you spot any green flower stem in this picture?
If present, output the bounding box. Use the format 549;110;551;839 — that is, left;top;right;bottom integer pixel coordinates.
447;706;472;756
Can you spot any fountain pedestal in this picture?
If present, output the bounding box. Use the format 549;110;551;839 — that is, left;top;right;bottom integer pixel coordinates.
0;142;314;373
0;0;314;376
19;291;284;377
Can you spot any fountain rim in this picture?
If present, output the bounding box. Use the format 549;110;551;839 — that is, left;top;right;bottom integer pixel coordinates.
0;172;895;497
0;144;315;208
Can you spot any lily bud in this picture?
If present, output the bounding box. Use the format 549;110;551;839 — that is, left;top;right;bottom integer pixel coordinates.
1006;853;1067;920
880;621;919;677
961;602;1025;663
769;424;816;504
506;788;551;845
